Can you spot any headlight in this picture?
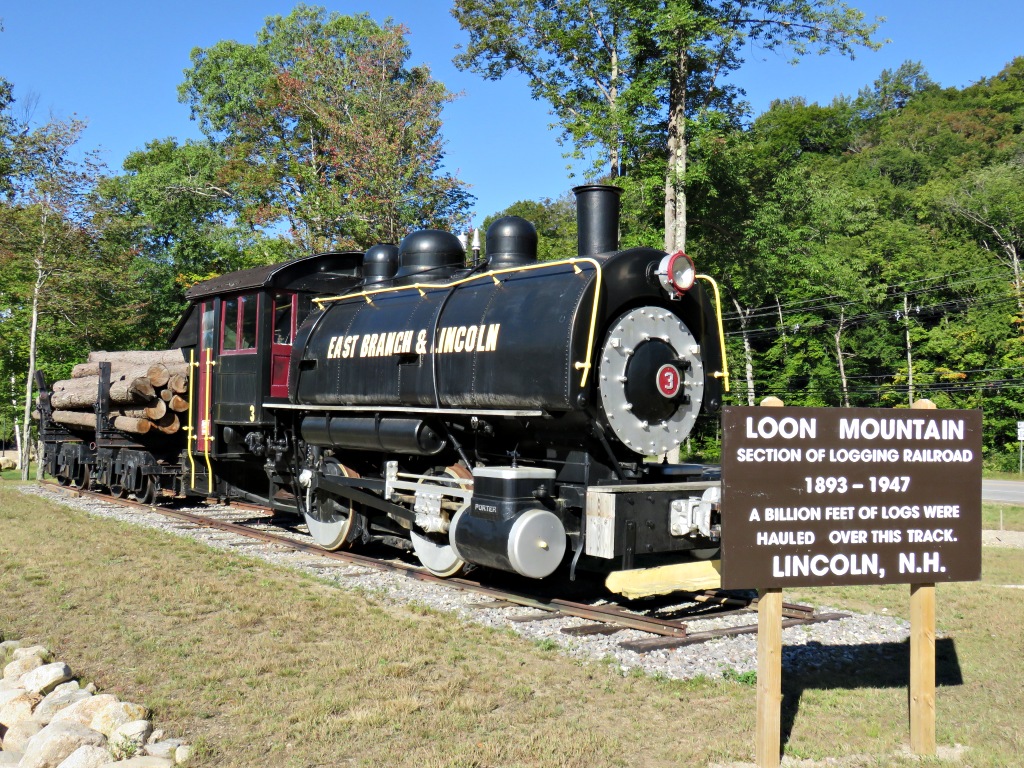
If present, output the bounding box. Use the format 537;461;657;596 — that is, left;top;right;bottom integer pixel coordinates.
657;251;695;297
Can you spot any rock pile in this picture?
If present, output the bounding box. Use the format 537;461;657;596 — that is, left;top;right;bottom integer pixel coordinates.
0;640;192;768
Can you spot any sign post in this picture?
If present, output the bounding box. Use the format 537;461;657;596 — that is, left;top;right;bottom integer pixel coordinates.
1017;421;1024;474
721;405;982;765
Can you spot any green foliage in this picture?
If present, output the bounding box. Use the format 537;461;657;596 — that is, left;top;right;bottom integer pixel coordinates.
94;138;270;342
721;668;757;685
454;0;883;251
705;57;1024;465
181;5;472;251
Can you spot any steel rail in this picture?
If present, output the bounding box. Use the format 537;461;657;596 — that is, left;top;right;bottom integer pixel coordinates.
48;485;839;644
51;486;692;638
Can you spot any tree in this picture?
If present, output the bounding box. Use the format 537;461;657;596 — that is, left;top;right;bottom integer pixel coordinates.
855;60;936;118
0;114;102;478
94;138;271;341
180;6;472;252
0;76;15;195
453;0;659;182
452;0;883;252
945;160;1024;317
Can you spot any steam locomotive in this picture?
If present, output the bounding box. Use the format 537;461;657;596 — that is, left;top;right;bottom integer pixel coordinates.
38;185;728;585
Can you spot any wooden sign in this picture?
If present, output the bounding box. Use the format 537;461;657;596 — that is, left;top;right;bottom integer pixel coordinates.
720;406;983;589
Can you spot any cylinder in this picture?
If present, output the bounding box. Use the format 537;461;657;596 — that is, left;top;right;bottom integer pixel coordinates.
450;507;566;579
573;184;622;256
300;416;446;455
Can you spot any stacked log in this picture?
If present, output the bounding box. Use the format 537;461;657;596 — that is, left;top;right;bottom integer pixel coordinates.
44;350;190;437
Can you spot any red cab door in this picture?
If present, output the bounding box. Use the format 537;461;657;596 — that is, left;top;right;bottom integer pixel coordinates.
197;300;215;453
270;293;296;399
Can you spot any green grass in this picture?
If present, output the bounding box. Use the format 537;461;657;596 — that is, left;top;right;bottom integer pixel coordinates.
983;502;1024;531
982;469;1024;481
1;483;1022;767
0;462;36;481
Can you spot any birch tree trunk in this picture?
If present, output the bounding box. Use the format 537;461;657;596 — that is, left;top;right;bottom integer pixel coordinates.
663;43;687;254
20;271;43;481
732;296;756;406
13;423;23;472
835;308;851;408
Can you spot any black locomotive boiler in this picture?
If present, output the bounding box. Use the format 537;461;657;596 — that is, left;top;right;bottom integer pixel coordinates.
38;185;729;586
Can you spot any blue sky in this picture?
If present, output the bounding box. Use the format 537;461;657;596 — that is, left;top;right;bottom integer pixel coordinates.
2;1;1023;228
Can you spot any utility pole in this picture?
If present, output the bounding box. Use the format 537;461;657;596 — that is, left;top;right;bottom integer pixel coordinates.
904;294;914;406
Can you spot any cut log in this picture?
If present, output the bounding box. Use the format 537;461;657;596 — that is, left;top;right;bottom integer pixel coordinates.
51;376;154;409
87;349;186;366
169;395;189;413
51;410;152;435
113;416;152;435
144;399;167;421
71;362;163;382
152;412;180;435
51;410;97;429
167;373;189;394
147;364;171;388
116;408;149;419
160;389;172;402
147;363;190;386
129;378;157;402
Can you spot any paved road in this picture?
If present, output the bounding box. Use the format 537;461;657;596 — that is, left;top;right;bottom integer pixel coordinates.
982;479;1024;504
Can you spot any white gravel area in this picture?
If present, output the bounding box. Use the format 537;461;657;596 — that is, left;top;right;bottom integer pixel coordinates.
16;484;923;681
982;528;1024;549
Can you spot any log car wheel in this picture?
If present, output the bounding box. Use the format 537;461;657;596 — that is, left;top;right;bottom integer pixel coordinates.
137;476;159;505
70;461;90;491
305;459;366;551
109;474;129;499
410;464;471;579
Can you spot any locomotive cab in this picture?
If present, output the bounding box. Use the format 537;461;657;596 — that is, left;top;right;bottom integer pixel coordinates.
168;252;365;499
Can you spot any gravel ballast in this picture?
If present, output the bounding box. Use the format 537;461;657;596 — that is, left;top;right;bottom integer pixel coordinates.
15;484;921;682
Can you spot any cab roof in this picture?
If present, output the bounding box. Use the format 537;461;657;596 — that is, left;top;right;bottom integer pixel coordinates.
184;251;364;300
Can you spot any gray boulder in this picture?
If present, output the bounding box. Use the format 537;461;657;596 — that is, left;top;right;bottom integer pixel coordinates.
20;720;106;768
2;716;44;751
54;745;112;768
35;688;93;725
12;646;50;663
0;690;40;728
3;653;43;681
23;662;74;695
50;695;117;728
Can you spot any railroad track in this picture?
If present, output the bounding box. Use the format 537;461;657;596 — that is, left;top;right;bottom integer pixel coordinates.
48;484;846;650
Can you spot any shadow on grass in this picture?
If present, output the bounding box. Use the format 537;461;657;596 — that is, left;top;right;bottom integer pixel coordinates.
780;638;963;748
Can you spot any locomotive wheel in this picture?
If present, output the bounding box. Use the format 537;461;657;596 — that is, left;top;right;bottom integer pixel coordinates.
305;459;364;551
410;464;471;578
56;466;71;487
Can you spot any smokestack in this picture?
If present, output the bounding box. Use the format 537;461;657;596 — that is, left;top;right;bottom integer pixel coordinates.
573;184;622;257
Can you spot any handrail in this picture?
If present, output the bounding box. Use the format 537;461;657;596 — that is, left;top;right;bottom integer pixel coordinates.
696;274;731;393
203;347;215;494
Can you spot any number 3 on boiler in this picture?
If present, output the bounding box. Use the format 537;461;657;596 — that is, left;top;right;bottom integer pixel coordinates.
249;405;256;422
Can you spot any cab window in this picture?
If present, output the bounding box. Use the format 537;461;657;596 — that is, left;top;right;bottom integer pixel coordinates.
221;294;258;354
